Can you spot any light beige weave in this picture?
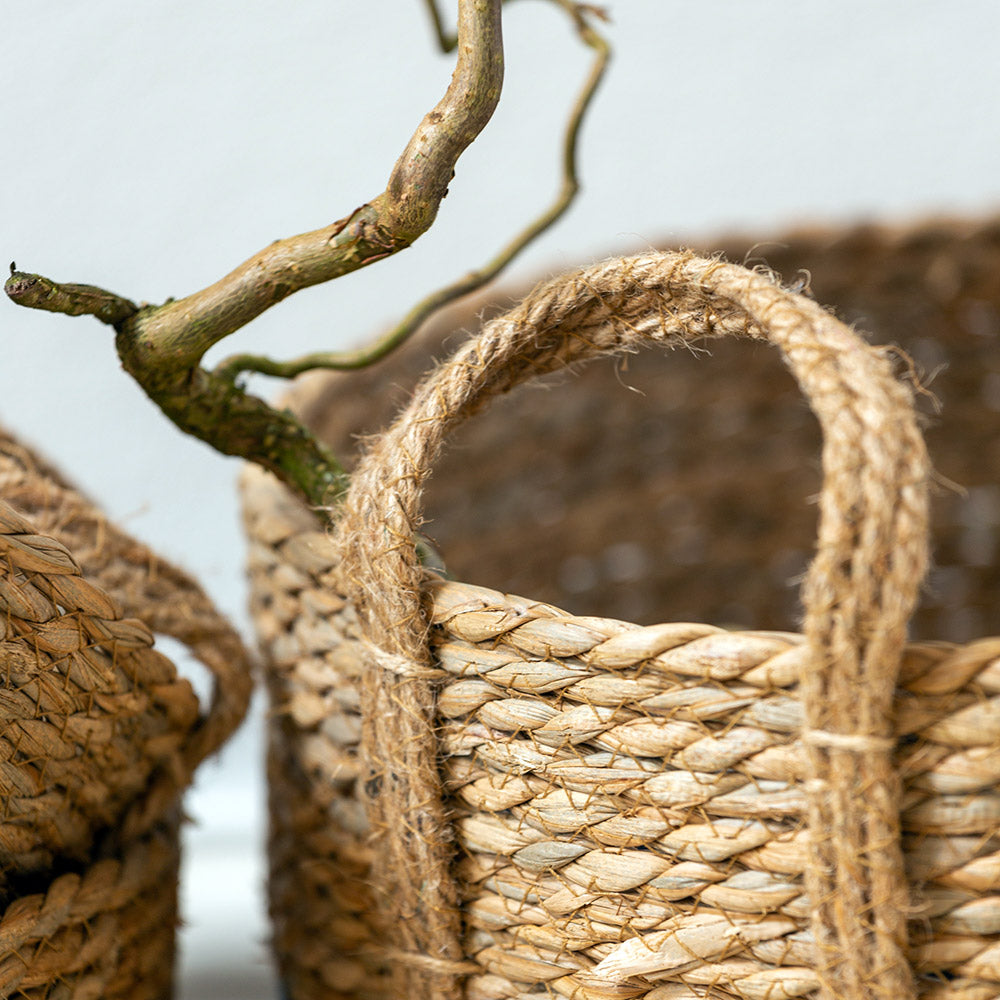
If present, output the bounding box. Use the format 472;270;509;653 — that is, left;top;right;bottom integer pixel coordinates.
245;220;1000;1000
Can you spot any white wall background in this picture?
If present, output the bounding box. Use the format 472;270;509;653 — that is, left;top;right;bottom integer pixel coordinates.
3;2;1000;997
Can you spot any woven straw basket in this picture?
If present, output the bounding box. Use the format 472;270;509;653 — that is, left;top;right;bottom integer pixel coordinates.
243;216;1000;1000
0;430;252;999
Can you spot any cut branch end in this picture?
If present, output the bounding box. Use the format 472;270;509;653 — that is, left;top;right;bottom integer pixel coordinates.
5;269;138;327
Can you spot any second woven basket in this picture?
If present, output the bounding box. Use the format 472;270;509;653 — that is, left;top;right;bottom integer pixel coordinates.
0;430;253;999
244;221;1000;1000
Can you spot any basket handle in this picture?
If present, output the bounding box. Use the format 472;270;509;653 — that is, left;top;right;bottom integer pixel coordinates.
88;522;254;838
335;250;930;1000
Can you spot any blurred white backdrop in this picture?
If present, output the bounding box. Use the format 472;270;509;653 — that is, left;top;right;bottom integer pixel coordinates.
3;2;1000;997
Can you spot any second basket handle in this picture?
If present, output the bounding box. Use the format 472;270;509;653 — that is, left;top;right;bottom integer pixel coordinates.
0;431;254;837
335;250;930;1000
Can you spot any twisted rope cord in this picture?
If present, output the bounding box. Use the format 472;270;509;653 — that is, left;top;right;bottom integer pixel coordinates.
334;251;930;1000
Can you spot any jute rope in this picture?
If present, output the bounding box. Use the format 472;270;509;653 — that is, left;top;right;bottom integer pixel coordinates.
334;251;930;1000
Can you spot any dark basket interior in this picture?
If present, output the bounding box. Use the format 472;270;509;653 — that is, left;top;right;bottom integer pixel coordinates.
291;217;1000;642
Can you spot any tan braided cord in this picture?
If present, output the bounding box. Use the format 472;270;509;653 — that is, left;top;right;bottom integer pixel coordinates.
244;218;1000;1000
0;429;253;997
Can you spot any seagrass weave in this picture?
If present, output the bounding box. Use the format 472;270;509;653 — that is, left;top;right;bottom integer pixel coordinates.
0;824;181;1000
0;429;253;999
243;217;1000;1000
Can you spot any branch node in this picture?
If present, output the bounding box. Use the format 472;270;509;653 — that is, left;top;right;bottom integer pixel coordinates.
216;0;610;382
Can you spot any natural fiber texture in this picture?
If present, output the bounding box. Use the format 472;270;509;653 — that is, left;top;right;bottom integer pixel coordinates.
243;216;1000;1000
0;822;180;1000
0;429;253;997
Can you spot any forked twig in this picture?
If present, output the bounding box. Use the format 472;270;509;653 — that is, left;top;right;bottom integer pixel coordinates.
214;2;609;381
5;0;610;510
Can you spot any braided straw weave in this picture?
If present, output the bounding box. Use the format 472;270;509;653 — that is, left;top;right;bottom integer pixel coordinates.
242;219;1000;1000
0;429;253;999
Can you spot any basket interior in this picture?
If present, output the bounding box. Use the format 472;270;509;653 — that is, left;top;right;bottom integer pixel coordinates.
293;218;1000;642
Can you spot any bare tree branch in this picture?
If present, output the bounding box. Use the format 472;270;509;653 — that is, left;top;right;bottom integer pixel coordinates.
8;0;502;369
121;0;503;374
423;0;459;52
6;0;503;507
214;2;610;381
2;257;350;503
5;264;138;327
5;2;608;512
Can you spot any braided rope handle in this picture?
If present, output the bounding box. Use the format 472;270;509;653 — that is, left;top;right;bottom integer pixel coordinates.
0;431;253;835
335;251;931;1000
